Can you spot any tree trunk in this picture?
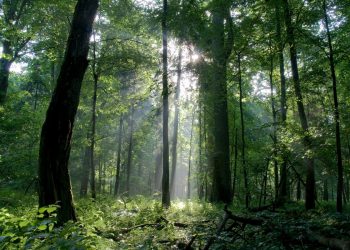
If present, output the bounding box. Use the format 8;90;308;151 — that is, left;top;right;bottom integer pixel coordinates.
210;3;232;203
238;53;249;208
79;143;90;197
170;43;182;199
90;69;98;199
323;0;343;213
38;0;99;225
282;0;315;210
0;41;13;104
114;115;123;196
323;179;329;201
274;0;288;205
126;106;135;195
232;128;238;200
187;107;196;199
198;101;204;199
161;0;170;208
268;51;279;203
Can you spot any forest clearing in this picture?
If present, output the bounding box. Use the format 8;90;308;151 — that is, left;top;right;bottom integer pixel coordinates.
1;0;350;249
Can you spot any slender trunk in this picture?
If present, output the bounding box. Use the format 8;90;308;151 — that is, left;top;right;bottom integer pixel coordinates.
297;179;301;201
80;142;90;197
114;115;123;196
38;0;99;225
232;128;238;200
0;41;13;104
187;108;196;199
198;101;204;199
98;157;102;193
90;70;98;199
268;52;279;202
282;0;315;210
323;179;329;201
161;0;170;208
323;0;343;213
126;106;135;195
275;0;288;204
170;43;182;198
238;53;249;208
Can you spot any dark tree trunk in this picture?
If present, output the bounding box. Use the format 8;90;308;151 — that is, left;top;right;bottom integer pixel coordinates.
268;51;279;203
274;0;288;205
38;0;99;225
187;108;196;199
232;128;238;200
297;179;301;201
126;106;135;195
198;101;204;199
114;115;123;196
79;143;90;197
238;53;249;208
323;0;343;213
162;0;170;208
282;0;315;210
170;43;182;198
90;70;98;199
323;179;329;201
210;3;232;204
0;41;13;104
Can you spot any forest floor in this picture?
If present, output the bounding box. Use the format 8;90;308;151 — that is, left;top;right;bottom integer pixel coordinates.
1;188;350;249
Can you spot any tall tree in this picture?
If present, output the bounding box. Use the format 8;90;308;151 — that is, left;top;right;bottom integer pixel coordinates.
209;0;233;203
170;42;182;199
274;0;288;204
114;115;124;196
323;0;343;212
38;0;99;225
126;106;135;195
161;0;170;208
282;0;315;209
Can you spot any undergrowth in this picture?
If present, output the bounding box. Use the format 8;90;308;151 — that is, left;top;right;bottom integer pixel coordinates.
1;188;350;249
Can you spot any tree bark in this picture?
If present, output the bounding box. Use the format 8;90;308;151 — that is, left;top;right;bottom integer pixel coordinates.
126;106;135;195
90;73;98;199
161;0;170;208
38;0;99;225
323;0;343;213
170;43;182;199
282;0;315;210
114;115;123;196
238;53;249;208
274;0;288;205
79;143;90;197
210;3;232;204
187;107;196;199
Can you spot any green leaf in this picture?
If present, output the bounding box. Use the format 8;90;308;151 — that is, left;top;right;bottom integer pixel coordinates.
37;224;47;231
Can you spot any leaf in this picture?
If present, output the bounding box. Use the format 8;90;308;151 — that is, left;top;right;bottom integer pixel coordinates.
19;221;30;228
37;224;47;231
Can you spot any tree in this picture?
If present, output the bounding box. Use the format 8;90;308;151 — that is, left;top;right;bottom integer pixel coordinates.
323;0;344;213
161;0;170;208
38;0;99;224
170;43;182;199
282;0;315;210
209;0;233;204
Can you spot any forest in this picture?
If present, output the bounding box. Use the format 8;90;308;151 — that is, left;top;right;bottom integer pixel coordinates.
1;0;350;249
